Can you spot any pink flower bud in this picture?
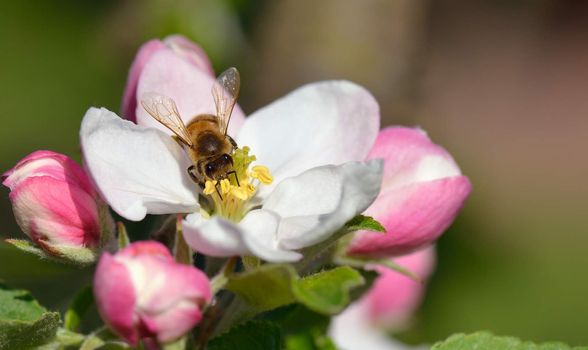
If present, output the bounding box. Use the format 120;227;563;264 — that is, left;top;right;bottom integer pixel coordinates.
365;247;436;328
348;127;472;257
94;241;212;345
121;35;214;122
329;248;435;349
2;150;110;263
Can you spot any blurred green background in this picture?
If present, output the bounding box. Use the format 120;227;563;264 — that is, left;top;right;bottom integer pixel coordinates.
2;0;588;346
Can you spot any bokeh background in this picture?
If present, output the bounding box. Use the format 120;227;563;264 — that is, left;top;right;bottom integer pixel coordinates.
2;0;588;346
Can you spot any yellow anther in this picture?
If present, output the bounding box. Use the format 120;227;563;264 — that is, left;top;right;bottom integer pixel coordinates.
203;180;217;195
230;186;249;200
245;183;255;195
250;165;273;185
220;179;231;195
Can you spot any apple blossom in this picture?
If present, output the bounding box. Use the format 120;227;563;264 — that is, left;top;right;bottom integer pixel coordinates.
329;247;436;350
2;150;113;264
82;35;470;264
94;241;211;345
347;127;472;257
82;34;384;262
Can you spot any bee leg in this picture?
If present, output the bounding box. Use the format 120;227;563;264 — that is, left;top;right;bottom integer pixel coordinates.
214;181;223;200
227;135;238;149
187;165;200;184
227;170;240;187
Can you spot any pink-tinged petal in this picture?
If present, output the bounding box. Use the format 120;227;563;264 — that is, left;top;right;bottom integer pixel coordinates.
366;247;436;327
350;177;471;256
94;253;138;345
118;240;173;260
9;176;100;248
237;80;380;197
263;160;383;250
122;40;167;122
2;150;108;263
163;35;214;76
3;150;95;195
371;127;462;192
141;301;204;343
95;241;211;344
80;107;199;221
348;127;472;257
129;257;211;343
135;50;245;137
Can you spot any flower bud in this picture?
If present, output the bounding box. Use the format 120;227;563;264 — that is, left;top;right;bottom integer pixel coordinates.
2;150;112;264
347;127;472;257
94;241;212;345
121;35;214;122
364;247;436;328
329;248;435;349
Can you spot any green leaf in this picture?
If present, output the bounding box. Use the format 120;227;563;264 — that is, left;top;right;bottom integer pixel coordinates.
284;330;337;350
0;283;60;349
225;264;297;313
64;286;94;332
225;265;364;316
335;255;421;281
344;215;385;233
432;332;588;350
208;320;281;350
292;267;364;314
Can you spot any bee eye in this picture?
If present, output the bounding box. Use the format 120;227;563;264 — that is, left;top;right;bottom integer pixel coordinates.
205;164;214;176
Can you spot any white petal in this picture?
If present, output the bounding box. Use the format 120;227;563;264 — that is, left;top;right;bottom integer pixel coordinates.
329;301;427;350
239;210;302;262
80;107;199;221
237;81;380;196
263;160;383;250
183;213;250;257
183;210;302;262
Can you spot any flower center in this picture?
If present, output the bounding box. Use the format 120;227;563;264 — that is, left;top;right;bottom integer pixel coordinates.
201;146;272;222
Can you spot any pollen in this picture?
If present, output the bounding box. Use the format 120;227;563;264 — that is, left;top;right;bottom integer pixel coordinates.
220;179;231;195
203;180;217;195
202;146;273;222
250;165;273;185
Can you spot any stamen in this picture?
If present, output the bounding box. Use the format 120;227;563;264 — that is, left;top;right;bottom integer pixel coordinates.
220;179;231;195
201;146;273;222
250;165;273;185
203;180;217;195
230;186;249;200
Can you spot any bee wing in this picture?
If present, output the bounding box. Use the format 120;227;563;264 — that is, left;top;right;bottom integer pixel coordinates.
212;67;240;135
140;93;193;146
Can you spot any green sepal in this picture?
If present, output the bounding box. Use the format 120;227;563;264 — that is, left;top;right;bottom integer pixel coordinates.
116;222;130;249
344;215;385;233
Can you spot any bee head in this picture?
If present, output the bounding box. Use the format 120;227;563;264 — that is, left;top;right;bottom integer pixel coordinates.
205;154;234;179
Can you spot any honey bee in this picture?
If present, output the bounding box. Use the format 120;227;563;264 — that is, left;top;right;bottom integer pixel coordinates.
141;67;241;195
